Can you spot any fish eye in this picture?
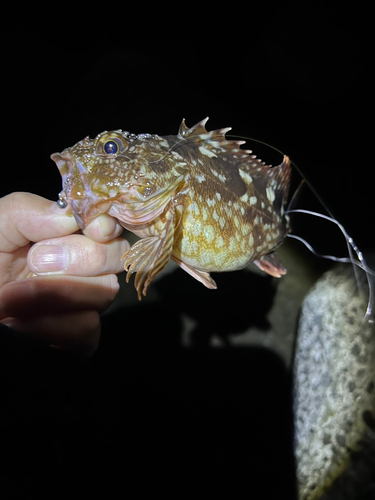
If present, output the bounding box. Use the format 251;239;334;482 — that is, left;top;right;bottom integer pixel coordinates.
104;140;118;155
96;132;129;156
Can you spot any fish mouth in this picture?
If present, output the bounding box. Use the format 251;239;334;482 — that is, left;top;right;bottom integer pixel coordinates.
51;152;74;189
51;151;103;229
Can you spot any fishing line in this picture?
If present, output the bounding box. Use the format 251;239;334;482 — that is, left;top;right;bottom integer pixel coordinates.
228;134;375;325
287;210;374;322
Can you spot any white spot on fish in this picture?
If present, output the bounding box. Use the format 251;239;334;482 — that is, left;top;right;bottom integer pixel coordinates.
199;146;217;158
215;236;224;248
199;133;210;141
190;239;198;253
189;202;200;215
207;198;216;207
266;186;275;202
214;253;226;267
191;222;202;236
229;236;237;251
172;152;184;161
200;250;213;266
181;237;196;255
219;217;225;229
250;196;257;205
242;224;250;235
213;210;219;221
216;192;221;201
239;169;253;184
196;173;206;183
204;225;215;242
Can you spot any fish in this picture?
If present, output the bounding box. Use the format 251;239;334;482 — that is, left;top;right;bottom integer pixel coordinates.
51;117;292;300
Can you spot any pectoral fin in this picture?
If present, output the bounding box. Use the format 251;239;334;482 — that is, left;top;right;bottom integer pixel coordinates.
253;252;287;278
121;201;176;299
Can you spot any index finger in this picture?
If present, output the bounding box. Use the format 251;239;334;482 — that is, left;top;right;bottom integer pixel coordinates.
0;192;78;253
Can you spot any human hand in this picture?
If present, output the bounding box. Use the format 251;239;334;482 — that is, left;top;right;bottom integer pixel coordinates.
0;192;129;355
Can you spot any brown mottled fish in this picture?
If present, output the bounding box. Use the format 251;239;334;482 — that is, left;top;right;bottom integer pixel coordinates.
51;118;292;299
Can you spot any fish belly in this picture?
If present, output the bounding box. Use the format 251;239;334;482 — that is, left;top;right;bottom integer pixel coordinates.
172;214;256;272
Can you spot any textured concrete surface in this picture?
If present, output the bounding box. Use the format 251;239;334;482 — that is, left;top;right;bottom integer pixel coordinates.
294;266;375;500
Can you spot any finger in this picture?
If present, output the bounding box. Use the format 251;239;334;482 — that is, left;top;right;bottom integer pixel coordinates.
0;192;78;253
83;213;125;243
1;310;101;356
0;274;119;320
27;235;130;276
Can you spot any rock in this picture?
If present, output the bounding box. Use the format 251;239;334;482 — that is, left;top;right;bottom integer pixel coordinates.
294;265;375;499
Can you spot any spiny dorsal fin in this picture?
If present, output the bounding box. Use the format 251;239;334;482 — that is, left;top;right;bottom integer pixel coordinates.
177;118;290;193
177;117;253;161
178;117;211;138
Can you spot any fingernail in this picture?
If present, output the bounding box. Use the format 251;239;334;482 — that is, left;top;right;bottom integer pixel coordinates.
29;244;69;273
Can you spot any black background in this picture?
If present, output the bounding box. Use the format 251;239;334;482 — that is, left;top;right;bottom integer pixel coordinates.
1;6;373;499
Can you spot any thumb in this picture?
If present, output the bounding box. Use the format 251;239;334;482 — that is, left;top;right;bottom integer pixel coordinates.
0;192;79;253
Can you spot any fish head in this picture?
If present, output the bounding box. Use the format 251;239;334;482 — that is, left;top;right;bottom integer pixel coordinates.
51;130;185;229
